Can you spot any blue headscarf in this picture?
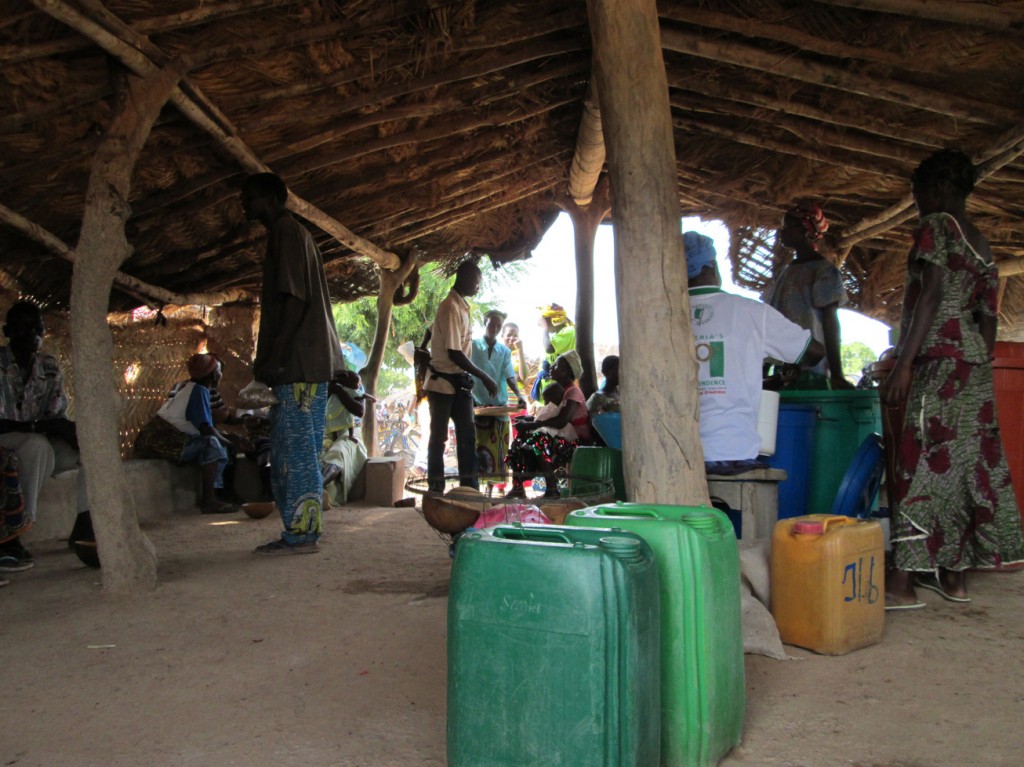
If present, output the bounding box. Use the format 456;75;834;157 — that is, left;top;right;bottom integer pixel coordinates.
683;231;716;278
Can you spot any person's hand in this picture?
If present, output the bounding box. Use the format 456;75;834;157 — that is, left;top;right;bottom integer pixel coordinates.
830;374;856;390
517;420;539;433
481;374;498;398
516;396;527;411
880;361;912;407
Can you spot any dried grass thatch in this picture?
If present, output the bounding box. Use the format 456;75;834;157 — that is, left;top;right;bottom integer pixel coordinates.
0;0;1022;334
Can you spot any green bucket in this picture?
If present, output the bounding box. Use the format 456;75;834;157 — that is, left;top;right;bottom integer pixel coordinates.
778;390;882;515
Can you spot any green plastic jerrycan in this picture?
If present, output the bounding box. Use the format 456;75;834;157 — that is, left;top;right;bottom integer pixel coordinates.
448;524;661;767
565;503;745;767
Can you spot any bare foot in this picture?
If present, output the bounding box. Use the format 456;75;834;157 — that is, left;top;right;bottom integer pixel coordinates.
940;569;969;600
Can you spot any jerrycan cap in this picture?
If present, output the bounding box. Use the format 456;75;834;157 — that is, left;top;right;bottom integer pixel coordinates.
792;519;825;535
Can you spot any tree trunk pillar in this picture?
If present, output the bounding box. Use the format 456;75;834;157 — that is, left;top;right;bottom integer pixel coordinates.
70;63;185;593
587;0;708;504
361;255;419;454
561;177;611;399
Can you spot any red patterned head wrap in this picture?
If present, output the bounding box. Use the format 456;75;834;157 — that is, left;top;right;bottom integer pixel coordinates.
785;203;829;241
187;353;220;381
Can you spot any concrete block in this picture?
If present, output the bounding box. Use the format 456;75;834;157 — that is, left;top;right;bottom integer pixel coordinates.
361;456;405;507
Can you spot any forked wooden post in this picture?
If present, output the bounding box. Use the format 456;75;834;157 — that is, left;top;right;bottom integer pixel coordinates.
70;64;187;593
587;0;708;504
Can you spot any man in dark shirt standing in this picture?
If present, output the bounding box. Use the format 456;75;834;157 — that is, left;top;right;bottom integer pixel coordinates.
241;173;344;555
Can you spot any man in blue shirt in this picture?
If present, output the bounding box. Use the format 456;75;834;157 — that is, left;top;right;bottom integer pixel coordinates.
470;310;527;475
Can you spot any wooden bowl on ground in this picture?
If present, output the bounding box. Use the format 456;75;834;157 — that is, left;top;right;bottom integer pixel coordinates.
421;494;491;534
242;501;276;519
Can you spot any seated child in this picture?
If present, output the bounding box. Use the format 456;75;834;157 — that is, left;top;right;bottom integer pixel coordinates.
321;368;370;505
134;353;240;514
526;382;577;442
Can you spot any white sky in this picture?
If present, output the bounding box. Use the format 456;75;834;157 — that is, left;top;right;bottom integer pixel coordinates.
479;212;893;360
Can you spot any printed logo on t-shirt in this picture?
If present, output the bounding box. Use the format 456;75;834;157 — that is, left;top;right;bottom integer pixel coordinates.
692;303;715;326
695;338;726;394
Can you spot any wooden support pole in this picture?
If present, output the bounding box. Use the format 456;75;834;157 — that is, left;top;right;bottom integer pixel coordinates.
361;254;420;454
69;64;187;594
588;0;708;504
558;177;611;399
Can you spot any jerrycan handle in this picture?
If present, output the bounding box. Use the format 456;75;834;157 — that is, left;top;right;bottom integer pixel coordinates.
491;527;575;545
592;504;660;519
792;515;854;536
820;515;856;533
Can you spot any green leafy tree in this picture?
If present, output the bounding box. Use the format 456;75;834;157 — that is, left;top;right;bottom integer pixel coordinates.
841;341;879;377
332;263;513;397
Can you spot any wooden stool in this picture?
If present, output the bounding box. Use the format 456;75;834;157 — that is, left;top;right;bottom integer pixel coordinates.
706;467;787;540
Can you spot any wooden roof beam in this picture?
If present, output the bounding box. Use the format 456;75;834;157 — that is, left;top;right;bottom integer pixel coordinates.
658;2;945;73
30;0;401;271
837;121;1024;258
0;202;252;307
667;71;953;151
279;93;580;179
671;115;903;178
391;178;563;248
0;0;300;64
223;8;585;112
659;26;1020;126
813;0;1024;32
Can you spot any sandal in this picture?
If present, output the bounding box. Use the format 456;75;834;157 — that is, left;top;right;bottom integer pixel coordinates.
201;502;242;515
253;539;320;556
884;592;926;611
914;572;971;603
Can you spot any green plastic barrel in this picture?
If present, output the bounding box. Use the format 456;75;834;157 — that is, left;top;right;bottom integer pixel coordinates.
448;525;661;767
570;445;627;500
779;390;882;515
565;503;744;767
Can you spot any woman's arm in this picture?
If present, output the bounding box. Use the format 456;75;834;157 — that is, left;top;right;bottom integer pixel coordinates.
881;262;943;406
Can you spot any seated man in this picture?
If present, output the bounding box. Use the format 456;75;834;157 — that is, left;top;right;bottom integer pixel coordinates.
134;353;241;514
586;354;620;416
684;231;824;474
0;301;88;572
321;366;368;506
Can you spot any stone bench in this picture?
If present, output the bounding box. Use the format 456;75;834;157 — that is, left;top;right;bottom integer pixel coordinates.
22;455;406;543
706;467;788;541
22;457;268;543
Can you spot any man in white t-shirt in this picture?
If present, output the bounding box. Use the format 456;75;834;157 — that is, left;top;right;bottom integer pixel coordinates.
684;231;824;470
424;261;498;492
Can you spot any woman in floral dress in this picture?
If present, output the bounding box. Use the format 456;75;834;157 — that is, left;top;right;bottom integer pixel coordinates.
881;149;1024;608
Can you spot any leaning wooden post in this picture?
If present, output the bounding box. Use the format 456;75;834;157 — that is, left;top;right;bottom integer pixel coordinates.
361;254;420;454
559;176;611;399
587;0;708;503
70;63;185;593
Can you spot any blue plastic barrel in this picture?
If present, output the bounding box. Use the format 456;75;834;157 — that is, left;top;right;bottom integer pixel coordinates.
767;404;817;520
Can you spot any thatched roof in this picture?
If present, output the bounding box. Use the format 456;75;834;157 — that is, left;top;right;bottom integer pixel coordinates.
2;0;1023;333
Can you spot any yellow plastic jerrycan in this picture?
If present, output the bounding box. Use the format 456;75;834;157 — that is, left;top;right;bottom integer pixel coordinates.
770;514;885;655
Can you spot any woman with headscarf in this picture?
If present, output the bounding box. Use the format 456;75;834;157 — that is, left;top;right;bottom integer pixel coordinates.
881;149;1024;608
531;303;576;399
507;350;592;498
765;202;853;389
134;353;241;514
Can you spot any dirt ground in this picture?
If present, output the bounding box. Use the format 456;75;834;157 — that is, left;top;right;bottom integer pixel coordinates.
2;503;1022;767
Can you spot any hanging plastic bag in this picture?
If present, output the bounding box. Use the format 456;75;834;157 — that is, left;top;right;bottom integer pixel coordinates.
236;379;279;409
